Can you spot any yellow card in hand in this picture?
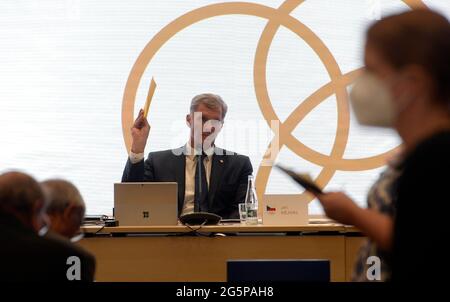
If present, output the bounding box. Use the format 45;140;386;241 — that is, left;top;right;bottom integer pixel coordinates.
144;77;157;118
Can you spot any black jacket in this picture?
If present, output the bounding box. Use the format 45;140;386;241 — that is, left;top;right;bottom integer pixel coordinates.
0;214;96;282
122;146;253;219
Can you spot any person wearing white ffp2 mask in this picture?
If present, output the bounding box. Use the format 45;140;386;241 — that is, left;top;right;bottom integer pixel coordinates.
312;9;450;282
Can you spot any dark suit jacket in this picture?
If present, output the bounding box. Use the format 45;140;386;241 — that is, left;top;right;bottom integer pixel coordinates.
122;146;253;219
0;214;96;282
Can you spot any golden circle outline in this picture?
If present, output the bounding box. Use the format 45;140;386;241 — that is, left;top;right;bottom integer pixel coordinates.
121;0;428;202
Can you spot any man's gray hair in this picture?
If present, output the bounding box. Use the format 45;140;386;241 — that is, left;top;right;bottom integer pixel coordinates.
190;93;228;120
41;179;85;214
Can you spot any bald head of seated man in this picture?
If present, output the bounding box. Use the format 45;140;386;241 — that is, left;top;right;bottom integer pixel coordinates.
41;179;86;239
0;171;95;282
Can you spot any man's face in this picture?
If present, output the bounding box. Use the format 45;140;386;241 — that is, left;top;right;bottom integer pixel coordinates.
186;103;223;150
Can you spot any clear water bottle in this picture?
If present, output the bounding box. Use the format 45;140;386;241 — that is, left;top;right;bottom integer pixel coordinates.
244;175;259;225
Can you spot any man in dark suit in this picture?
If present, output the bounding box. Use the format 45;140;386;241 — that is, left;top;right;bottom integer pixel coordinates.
122;93;253;219
0;171;95;282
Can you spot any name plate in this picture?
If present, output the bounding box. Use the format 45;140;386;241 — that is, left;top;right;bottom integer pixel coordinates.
262;194;309;225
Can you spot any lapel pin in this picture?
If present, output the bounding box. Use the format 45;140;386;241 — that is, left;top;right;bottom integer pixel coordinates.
220;159;224;164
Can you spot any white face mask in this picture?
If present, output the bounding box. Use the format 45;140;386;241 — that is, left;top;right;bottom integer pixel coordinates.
350;72;397;127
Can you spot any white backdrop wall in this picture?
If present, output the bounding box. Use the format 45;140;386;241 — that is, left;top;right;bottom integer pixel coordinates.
1;0;449;215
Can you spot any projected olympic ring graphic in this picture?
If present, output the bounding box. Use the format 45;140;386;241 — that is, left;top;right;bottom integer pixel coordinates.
122;0;427;202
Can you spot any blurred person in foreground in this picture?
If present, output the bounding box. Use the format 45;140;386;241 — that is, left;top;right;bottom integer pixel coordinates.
0;171;95;281
316;9;450;282
41;179;86;240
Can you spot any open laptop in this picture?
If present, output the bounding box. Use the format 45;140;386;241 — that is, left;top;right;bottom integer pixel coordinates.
114;182;178;226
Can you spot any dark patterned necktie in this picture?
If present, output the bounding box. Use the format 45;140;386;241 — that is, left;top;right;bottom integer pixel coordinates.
194;153;209;212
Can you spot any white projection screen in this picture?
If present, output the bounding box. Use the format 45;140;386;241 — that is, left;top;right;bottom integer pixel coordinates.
1;0;450;215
